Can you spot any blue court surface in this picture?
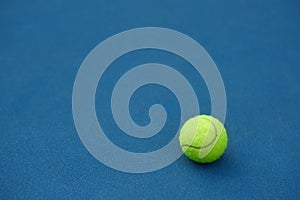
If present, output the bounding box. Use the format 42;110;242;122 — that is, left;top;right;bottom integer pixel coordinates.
1;0;299;199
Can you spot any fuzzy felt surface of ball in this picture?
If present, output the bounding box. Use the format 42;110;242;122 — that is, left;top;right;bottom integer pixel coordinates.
179;115;228;163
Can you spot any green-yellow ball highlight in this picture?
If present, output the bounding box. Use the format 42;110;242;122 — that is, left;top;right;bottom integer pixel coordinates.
179;115;228;163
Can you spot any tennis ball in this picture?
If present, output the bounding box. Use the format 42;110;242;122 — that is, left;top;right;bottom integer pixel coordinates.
179;115;228;163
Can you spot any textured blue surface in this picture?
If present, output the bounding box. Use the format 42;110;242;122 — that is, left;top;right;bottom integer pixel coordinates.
1;0;300;199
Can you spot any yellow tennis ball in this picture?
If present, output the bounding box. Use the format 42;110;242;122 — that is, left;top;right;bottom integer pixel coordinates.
179;115;228;163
